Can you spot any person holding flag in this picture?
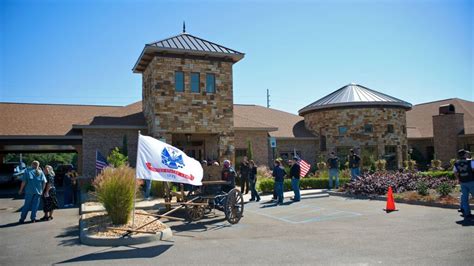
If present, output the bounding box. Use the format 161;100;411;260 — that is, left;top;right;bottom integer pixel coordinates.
289;157;301;202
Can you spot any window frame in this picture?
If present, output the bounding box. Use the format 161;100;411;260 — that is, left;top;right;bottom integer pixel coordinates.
364;124;373;133
387;124;394;133
190;72;200;93
206;73;216;93
175;71;185;92
338;126;348;135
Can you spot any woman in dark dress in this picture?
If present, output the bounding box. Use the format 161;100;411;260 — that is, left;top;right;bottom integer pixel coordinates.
41;165;58;221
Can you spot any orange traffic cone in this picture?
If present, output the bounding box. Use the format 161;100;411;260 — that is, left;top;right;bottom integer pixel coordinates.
384;186;397;213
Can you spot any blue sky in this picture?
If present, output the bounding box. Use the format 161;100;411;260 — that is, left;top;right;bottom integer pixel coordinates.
1;0;472;114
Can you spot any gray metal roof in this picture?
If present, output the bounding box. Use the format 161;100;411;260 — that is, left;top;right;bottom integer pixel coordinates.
298;83;412;115
133;33;244;73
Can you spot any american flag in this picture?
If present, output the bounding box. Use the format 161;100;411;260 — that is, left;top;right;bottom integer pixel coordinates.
295;155;311;178
96;150;108;173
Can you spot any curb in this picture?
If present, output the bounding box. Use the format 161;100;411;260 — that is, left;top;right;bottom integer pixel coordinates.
79;214;172;246
327;191;472;210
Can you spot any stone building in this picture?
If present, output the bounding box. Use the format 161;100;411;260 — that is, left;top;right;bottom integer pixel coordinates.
3;30;470;177
299;84;412;169
133;31;244;164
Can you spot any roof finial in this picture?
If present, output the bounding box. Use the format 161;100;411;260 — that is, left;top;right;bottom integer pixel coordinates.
182;21;186;33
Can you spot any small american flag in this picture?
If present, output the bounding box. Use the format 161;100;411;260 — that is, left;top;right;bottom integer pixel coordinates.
296;155;311;178
96;150;108;173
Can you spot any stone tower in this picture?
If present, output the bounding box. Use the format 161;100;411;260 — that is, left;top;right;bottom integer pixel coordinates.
299;84;412;169
133;30;244;162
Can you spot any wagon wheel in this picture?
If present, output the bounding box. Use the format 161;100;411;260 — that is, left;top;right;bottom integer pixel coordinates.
185;199;206;221
224;188;244;224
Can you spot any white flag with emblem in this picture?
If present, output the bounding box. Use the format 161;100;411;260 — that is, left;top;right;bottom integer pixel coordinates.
136;134;203;186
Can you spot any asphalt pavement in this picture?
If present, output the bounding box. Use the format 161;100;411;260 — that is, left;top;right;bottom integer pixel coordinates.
0;190;473;266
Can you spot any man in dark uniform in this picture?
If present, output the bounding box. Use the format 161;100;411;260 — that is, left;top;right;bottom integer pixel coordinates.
327;151;340;189
239;156;250;194
289;157;301;202
221;160;236;193
453;149;474;220
349;149;361;181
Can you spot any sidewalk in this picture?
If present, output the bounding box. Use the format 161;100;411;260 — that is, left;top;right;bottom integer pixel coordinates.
81;188;329;213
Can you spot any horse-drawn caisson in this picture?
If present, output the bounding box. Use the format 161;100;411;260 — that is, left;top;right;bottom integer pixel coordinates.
162;165;244;224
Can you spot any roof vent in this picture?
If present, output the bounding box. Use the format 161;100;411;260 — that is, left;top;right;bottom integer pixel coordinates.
439;104;455;115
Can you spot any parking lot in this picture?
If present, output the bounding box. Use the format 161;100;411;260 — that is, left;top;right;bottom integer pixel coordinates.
1;192;473;265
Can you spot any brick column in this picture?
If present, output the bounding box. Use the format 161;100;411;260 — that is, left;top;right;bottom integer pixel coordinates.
432;113;464;163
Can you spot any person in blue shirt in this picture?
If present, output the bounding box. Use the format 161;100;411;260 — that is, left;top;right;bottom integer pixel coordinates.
18;161;47;223
272;159;286;205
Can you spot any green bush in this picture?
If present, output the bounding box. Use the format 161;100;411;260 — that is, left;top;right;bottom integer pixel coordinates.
416;181;429;196
93;166;138;225
107;147;128;168
256;177;351;193
418;171;456;180
436;182;453;197
151;180;166;198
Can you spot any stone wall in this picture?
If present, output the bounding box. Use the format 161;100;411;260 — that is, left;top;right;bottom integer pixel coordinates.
82;128;143;178
303;107;408;168
142;55;235;162
235;130;269;166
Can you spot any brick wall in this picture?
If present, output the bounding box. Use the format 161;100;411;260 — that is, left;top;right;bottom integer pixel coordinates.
82;128;144;178
275;139;318;165
433;113;464;163
235;130;269;166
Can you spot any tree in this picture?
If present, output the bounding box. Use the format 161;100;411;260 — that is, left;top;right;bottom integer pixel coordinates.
107;147;128;168
246;139;254;160
122;135;128;157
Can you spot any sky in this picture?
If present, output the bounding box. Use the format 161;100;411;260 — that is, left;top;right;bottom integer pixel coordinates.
0;0;472;114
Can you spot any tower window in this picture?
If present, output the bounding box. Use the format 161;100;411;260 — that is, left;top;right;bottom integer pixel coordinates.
191;72;200;93
175;71;184;92
338;126;348;135
206;73;215;93
364;124;373;133
387;124;394;133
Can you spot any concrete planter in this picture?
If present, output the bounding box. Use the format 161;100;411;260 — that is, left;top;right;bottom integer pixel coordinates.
79;214;172;246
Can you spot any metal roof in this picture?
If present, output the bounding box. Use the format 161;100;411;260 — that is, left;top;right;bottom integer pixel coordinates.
133;33;244;73
298;83;412;115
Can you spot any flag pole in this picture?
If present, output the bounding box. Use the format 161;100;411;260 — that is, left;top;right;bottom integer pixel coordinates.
132;131;141;228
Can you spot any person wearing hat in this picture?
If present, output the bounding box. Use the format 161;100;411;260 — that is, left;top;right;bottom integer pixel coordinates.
327;151;340;189
221;160;236;193
348;149;361;180
453;149;474;219
289;157;301;202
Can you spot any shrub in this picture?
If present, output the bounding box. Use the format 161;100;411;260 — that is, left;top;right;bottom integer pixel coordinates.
344;172;457;196
430;159;442;171
151;180;166;198
436;182;454;197
93;166;138;225
416;181;428;196
404;160;417;171
256;177;351;193
107;147;128;168
375;159;387;171
418;171;456;180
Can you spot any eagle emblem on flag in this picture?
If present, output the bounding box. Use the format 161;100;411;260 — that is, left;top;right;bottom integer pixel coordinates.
161;146;185;169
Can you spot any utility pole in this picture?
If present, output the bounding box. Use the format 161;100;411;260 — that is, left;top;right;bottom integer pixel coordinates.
266;89;270;108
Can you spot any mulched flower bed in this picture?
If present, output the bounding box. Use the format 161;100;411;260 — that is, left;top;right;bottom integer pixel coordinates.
83;210;167;237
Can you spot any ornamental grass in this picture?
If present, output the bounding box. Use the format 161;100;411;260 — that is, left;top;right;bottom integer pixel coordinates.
93;166;138;225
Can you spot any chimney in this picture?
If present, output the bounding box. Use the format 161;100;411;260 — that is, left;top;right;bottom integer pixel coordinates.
432;104;464;164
